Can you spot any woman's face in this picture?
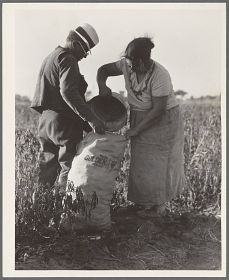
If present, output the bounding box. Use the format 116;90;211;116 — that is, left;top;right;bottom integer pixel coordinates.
125;43;151;73
125;57;133;69
125;56;140;73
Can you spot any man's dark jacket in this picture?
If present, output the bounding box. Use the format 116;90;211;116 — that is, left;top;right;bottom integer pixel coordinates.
31;46;94;124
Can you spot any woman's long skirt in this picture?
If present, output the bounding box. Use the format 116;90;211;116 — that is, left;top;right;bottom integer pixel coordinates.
127;105;185;206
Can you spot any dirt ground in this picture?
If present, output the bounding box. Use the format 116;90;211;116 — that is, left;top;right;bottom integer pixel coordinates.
15;208;221;270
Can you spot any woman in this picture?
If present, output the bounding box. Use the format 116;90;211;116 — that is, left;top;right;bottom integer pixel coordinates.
96;37;185;216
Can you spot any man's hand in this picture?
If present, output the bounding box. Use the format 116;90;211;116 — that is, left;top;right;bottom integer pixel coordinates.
89;117;106;134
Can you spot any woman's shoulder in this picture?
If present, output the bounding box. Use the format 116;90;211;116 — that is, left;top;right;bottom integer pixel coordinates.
154;60;170;77
151;61;172;85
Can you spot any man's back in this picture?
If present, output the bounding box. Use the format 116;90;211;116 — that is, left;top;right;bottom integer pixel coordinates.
31;47;80;114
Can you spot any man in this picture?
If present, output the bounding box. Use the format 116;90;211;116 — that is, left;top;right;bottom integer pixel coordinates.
31;23;105;194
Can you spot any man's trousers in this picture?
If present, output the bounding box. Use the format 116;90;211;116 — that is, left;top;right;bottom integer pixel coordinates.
37;110;83;188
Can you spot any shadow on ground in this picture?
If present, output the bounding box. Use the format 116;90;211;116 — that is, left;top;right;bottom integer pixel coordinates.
15;208;221;270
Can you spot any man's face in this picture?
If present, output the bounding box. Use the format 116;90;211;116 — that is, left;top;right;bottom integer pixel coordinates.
75;41;89;60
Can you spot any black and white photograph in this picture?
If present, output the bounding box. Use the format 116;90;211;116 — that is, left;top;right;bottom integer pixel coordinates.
2;2;226;277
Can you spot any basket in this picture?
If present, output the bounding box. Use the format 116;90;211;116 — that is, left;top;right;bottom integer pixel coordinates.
88;92;127;132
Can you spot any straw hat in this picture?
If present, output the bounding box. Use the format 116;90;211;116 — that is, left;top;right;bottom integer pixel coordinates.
88;92;127;132
74;23;99;52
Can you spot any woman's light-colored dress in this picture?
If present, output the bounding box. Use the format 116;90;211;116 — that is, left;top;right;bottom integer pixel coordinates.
115;58;186;206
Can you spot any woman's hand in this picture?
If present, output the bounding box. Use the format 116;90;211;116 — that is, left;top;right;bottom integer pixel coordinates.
99;84;112;96
126;96;168;136
125;128;139;139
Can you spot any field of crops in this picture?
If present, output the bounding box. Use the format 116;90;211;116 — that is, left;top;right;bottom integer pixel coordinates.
15;96;222;270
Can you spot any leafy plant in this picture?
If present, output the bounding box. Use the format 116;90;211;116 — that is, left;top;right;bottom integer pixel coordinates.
15;98;221;238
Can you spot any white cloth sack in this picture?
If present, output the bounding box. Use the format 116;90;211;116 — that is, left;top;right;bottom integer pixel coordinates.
67;131;127;230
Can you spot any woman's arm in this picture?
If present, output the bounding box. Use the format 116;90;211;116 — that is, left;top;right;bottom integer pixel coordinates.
97;62;123;95
125;96;167;138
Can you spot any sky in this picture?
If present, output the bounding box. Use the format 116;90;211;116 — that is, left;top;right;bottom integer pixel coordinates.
4;2;226;99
